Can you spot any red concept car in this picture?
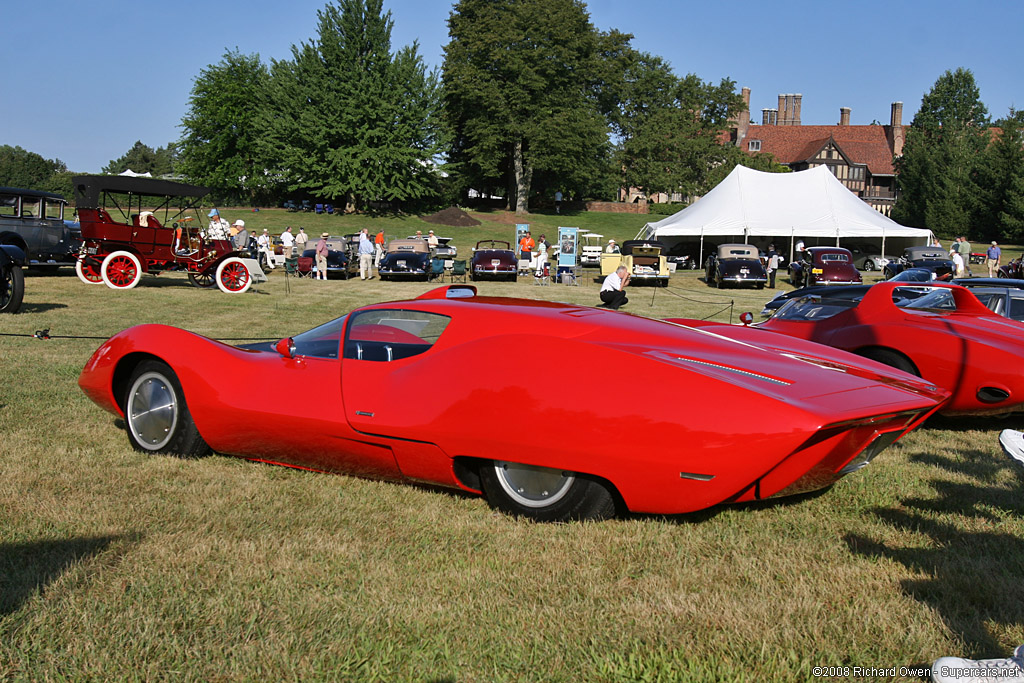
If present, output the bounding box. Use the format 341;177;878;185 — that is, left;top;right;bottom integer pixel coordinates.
79;285;947;522
751;281;1024;416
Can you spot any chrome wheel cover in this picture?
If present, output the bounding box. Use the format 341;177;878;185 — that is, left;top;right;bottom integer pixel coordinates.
127;371;178;451
493;461;574;508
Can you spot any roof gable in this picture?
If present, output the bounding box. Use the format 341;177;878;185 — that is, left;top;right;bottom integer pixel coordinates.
741;125;900;175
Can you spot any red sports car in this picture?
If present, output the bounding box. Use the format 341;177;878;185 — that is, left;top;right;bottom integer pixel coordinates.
749;282;1024;416
79;285;946;521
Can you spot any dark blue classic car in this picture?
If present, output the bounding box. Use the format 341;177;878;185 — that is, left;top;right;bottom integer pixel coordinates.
0;186;81;267
704;243;767;289
379;238;430;281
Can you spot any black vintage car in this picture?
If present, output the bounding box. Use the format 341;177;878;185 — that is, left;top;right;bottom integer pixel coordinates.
379;238;430;281
471;240;517;281
704;243;767;289
882;246;954;280
1;244;26;313
0;186;81;267
300;235;358;279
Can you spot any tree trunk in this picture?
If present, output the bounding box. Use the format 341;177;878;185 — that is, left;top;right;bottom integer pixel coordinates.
345;192;356;214
512;139;532;215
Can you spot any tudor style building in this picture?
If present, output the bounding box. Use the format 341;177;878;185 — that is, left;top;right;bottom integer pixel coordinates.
730;89;906;215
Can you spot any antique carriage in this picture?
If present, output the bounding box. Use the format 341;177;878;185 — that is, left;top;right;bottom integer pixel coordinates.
73;175;261;294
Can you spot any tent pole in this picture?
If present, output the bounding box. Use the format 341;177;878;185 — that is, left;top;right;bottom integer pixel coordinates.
699;230;704;268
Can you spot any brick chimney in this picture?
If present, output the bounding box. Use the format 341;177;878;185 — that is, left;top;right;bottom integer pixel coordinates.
890;101;905;156
793;93;802;126
839;107;851;126
778;94;788;125
734;86;751;145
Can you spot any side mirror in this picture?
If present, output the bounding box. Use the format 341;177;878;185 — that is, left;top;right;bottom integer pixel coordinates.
739;312;754;326
275;337;297;359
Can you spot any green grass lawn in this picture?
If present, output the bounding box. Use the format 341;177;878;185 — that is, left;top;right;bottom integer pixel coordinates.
2;218;1024;681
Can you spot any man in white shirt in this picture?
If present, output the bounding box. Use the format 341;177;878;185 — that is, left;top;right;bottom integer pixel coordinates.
207;209;230;241
281;226;295;259
599;265;630;309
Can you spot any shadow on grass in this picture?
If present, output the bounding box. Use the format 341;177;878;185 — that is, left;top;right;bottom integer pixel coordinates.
0;532;140;616
845;465;1024;657
16;302;68;313
632;485;836;525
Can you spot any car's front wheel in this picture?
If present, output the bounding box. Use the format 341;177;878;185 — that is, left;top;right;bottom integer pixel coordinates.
864;260;876;271
479;461;617;522
101;250;143;289
124;360;211;457
0;264;24;313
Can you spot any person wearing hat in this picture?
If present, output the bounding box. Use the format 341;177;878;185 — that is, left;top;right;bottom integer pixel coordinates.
295;227;308;254
231;220;249;251
207;209;230;241
315;232;329;280
987;240;1002;277
427;229;439;250
605;239;620;254
257;228;273;269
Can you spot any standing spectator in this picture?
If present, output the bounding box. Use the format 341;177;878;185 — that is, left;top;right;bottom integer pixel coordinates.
766;243;781;289
535;233;549;272
231;220;249;251
599;265;630;310
207;209;230;241
257;229;273;269
987;241;1002;278
554;190;563;214
295;227;309;254
281;226;295;259
315;232;329;280
950;247;966;278
374;229;385;268
957;235;972;276
518;231;535;261
358;228;374;280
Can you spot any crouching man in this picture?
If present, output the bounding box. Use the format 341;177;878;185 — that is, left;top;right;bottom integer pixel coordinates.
599;265;630;310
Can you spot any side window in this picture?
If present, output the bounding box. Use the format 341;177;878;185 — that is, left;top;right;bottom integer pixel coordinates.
21;197;41;219
344;309;450;362
290;315;348;359
0;194;19;217
43;200;63;220
1008;296;1024;321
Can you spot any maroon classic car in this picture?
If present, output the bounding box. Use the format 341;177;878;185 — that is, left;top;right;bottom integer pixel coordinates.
789;246;862;287
471;240;517;281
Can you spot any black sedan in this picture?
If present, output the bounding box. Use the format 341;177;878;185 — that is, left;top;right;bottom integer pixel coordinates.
882;246;954;280
379;238;431;281
704;243;766;289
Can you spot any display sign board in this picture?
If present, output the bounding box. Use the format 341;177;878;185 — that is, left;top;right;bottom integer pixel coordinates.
558;227;578;269
515;224;530;255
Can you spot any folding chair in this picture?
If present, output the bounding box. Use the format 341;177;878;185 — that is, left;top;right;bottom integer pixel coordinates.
314;203;324;214
284;256;299;276
449;260;467;283
428;258;446;282
296;256;314;278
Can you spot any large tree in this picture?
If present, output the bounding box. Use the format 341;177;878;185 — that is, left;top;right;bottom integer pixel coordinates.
444;0;613;213
261;0;443;211
179;50;272;204
892;68;990;234
0;145;67;189
103;140;178;176
976;109;1024;240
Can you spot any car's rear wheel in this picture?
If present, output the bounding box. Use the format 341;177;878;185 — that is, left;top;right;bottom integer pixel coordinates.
215;257;252;294
0;264;24;313
76;258;104;285
124;360;210;457
479;461;617;522
187;270;216;288
101;251;142;289
856;348;919;377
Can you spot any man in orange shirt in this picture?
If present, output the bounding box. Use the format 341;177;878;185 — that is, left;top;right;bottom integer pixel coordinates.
374;229;385;268
518;231;535;262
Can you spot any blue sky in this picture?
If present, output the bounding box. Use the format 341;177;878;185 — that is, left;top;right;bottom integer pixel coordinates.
3;0;1020;173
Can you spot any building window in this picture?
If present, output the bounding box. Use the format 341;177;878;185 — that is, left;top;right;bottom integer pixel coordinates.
748;140;761;152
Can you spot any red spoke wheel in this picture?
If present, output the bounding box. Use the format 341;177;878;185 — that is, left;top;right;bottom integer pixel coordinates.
215;257;252;294
75;258;104;285
100;251;142;289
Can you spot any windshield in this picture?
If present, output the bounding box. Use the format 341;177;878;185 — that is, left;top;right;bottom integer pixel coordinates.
291;315;348;359
899;289;957;311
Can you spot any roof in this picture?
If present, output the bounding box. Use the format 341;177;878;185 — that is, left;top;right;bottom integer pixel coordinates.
0;186;67;201
72;175;209;208
742;125;902;175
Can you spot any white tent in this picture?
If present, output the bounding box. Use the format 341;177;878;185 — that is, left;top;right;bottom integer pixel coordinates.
643;165;934;263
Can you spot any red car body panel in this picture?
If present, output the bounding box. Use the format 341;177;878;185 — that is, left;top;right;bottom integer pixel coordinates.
81;286;946;515
752;281;1024;415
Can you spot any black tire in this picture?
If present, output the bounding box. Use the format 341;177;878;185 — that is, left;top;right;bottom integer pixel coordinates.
479;461;617;522
856;348;919;377
124;360;211;457
187;271;216;288
0;264;24;314
864;260;876;272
